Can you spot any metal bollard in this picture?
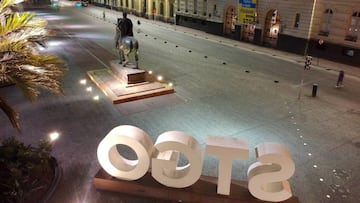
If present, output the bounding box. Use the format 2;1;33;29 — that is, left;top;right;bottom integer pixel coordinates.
312;84;318;97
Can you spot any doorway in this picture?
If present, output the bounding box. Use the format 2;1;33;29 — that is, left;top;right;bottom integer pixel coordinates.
224;6;236;36
263;9;280;47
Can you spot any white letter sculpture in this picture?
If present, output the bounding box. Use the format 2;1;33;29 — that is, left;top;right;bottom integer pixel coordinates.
97;125;153;180
96;125;296;202
152;131;203;188
206;136;249;195
247;142;295;202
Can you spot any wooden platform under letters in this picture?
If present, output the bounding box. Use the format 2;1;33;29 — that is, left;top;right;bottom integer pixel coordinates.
94;169;299;203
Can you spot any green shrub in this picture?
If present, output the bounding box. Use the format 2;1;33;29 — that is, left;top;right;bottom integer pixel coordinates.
0;137;52;202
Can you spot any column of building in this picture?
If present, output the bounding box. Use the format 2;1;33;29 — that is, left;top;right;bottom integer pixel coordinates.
164;0;169;19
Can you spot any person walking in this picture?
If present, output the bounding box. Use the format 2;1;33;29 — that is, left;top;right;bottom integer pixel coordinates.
137;19;141;33
335;70;345;88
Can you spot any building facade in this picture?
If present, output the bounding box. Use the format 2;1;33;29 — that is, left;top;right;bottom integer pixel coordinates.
93;0;360;66
309;0;360;65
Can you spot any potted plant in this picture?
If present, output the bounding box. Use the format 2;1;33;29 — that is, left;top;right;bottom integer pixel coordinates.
0;137;61;203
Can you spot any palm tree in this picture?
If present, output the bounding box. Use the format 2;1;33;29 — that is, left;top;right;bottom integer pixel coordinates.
0;0;66;131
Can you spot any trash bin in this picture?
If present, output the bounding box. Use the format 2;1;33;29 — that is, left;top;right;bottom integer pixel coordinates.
312;84;318;97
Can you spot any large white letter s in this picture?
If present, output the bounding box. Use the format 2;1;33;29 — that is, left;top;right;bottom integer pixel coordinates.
247;143;295;202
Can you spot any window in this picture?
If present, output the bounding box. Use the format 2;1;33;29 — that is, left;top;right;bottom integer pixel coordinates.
213;4;217;16
345;11;360;42
177;0;180;11
319;9;333;36
271;10;278;24
343;48;355;57
294;13;300;28
185;0;188;12
194;0;197;14
170;4;174;17
202;0;207;16
152;2;156;15
160;3;164;15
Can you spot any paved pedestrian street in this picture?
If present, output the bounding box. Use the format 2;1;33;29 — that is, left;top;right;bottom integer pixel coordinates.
1;4;359;203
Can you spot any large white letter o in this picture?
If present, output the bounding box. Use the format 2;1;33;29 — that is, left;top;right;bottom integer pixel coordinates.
97;125;153;180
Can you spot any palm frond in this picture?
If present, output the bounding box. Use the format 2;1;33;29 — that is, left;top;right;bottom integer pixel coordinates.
2;52;66;101
0;0;16;12
0;0;67;131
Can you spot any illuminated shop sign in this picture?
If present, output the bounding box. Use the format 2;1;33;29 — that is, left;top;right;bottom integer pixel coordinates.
238;0;257;24
97;125;295;202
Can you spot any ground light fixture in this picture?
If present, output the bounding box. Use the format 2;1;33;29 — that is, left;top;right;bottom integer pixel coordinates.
79;79;87;85
49;131;60;142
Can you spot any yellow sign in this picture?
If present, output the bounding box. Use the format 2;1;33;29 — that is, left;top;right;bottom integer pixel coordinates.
238;0;257;24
